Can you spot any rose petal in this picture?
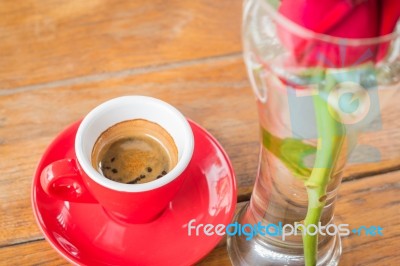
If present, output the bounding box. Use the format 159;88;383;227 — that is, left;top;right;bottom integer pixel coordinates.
278;0;382;67
380;0;400;35
377;0;400;60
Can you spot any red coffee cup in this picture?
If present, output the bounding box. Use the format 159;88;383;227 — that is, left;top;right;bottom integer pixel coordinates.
40;96;194;223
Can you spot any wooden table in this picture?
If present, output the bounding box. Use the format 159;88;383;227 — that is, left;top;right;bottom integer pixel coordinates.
0;1;399;265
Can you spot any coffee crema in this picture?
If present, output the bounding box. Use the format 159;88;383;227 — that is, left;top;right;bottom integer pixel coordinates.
91;119;178;184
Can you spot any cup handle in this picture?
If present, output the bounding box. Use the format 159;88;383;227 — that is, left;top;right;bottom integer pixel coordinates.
40;158;98;203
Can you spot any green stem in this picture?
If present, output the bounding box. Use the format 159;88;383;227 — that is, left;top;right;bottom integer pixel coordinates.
303;77;345;266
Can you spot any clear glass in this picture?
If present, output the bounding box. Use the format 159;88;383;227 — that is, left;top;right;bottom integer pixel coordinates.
227;0;400;265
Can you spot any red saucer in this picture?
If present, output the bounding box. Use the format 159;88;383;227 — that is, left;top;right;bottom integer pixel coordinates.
32;120;236;266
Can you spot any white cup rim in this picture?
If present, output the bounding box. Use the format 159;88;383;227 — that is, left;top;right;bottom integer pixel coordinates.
75;96;194;192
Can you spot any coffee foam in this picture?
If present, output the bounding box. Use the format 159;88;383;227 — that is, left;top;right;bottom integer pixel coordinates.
91;119;178;184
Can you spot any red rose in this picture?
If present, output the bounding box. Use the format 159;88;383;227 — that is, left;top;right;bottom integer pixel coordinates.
278;0;399;67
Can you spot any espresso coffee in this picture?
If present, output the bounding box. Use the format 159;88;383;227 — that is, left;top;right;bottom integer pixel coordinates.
91;119;178;184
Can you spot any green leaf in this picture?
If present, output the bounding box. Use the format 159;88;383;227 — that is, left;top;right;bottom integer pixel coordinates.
261;128;316;180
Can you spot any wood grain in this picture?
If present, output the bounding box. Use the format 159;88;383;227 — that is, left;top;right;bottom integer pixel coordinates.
1;171;398;265
0;240;69;266
0;0;242;91
1;56;399;248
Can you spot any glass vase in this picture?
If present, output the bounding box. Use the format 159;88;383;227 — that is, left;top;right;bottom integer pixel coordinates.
227;0;400;265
